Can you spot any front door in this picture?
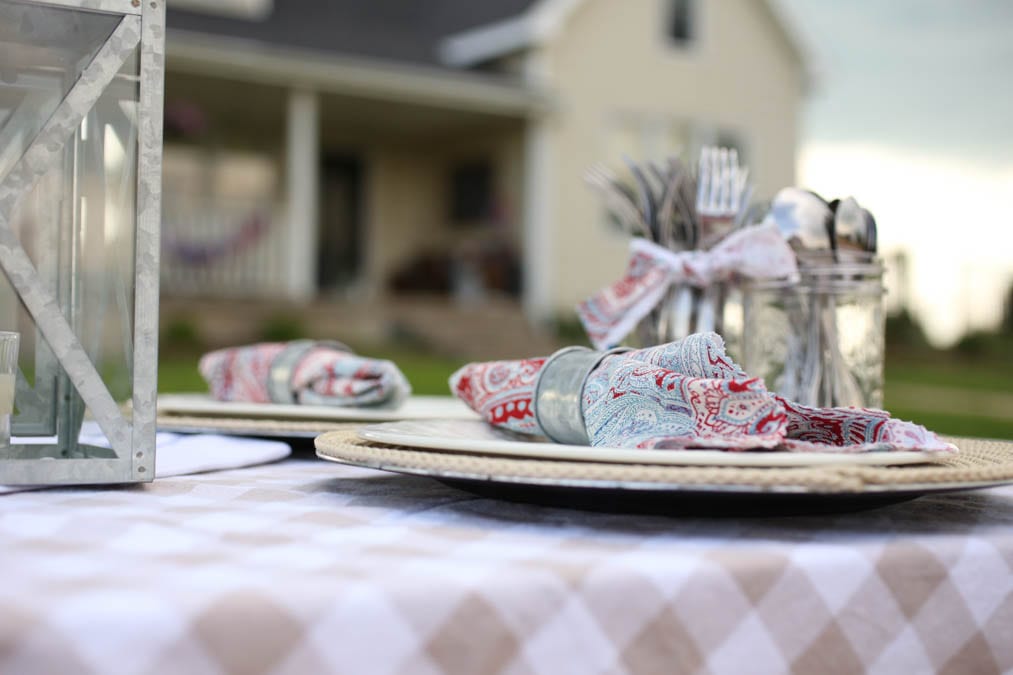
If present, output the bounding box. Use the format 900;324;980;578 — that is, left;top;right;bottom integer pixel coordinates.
317;154;363;292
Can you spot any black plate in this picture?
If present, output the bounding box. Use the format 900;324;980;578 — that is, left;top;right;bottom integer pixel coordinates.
436;477;924;517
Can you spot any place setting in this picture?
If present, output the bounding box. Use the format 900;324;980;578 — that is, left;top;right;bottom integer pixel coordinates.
318;333;1011;509
156;339;478;439
314;148;1013;509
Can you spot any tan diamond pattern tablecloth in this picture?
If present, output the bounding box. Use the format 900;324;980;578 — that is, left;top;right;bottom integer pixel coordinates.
1;457;1011;674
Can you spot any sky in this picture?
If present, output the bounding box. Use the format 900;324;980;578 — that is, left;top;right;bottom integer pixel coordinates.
774;0;1013;346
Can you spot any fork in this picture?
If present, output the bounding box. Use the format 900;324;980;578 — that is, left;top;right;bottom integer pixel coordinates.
691;147;750;334
697;147;749;247
583;165;651;239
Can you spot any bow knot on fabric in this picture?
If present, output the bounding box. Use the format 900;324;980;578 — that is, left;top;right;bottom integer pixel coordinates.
577;223;798;350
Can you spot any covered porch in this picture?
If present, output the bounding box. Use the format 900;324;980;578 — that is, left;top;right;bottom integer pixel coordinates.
159;34;551;319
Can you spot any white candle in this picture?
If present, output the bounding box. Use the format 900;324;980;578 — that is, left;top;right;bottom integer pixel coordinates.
0;372;13;416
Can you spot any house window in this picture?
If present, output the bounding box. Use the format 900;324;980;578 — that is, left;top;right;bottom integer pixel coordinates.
603;117;692;175
668;0;695;44
449;160;494;224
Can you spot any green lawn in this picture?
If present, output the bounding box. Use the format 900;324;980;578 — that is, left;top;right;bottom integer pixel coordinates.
882;408;1013;441
351;345;468;395
884;354;1013;440
157;354;208;393
159;345;1013;440
885;359;1013;395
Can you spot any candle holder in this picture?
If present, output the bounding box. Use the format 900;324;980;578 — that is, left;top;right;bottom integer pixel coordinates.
0;0;164;484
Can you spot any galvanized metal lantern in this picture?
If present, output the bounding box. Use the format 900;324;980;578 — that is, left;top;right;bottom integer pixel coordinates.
0;0;163;484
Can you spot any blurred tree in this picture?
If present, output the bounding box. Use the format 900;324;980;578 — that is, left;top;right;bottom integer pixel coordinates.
885;308;930;350
1002;281;1013;336
161;317;204;355
954;330;1005;358
951;281;1012;358
259;316;306;342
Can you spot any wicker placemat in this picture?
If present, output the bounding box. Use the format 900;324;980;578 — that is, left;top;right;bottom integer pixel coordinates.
315;431;1013;494
158;414;363;437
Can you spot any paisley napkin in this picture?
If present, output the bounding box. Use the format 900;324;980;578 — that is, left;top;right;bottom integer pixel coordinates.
577;223;798;350
200;341;411;407
450;333;954;453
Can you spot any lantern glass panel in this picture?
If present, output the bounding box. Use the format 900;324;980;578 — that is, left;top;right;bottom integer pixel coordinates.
0;0;147;468
0;1;120;179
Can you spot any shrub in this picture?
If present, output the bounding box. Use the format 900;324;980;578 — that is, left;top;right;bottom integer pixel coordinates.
259;316;306;342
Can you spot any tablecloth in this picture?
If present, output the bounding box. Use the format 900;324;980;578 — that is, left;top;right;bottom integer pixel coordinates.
1;456;1011;675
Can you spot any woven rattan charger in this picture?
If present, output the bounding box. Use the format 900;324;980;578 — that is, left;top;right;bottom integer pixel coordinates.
158;414;362;439
316;430;1013;503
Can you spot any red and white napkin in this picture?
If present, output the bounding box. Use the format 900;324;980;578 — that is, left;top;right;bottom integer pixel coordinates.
450;333;955;453
199;342;410;407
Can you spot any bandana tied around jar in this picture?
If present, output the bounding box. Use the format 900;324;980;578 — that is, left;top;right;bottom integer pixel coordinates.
576;223;798;350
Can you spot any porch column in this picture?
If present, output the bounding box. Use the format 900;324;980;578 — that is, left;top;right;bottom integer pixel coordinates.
522;116;553;324
284;88;319;301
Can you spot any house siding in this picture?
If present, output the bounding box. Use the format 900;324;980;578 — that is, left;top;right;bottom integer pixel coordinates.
541;0;802;314
363;125;527;296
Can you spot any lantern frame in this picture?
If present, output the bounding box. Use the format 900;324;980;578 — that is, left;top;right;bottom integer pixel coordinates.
0;0;163;484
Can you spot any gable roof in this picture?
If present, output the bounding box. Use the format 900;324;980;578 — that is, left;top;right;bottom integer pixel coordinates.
439;0;812;84
166;0;539;69
439;0;583;67
167;0;812;85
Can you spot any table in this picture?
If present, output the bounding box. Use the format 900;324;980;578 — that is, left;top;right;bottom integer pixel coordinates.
1;455;1011;674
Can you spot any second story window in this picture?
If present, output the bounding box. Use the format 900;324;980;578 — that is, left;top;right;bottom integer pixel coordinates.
668;0;695;45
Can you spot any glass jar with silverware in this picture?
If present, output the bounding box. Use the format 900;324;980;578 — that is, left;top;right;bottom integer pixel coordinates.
742;188;885;408
578;147;798;354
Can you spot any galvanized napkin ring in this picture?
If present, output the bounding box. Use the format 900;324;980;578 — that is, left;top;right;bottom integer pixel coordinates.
267;340;352;404
534;346;630;445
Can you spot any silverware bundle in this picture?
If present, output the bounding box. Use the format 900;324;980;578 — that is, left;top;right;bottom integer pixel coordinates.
584;149;885;408
759;188;882;408
583;147;754;344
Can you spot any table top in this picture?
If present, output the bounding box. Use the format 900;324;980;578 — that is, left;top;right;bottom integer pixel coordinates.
2;454;1011;675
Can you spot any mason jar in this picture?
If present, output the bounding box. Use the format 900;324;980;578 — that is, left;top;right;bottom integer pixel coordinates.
741;258;885;408
634;281;745;357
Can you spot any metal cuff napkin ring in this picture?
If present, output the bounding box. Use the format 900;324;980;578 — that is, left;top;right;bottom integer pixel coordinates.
267;340;351;404
534;346;631;445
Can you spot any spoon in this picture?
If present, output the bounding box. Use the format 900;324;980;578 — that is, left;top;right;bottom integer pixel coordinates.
826;196;872;405
862;208;878;253
831;196;869;262
764;187;834;258
761;189;827;403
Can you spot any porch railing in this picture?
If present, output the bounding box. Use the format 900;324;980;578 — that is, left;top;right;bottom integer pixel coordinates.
160;198;289;298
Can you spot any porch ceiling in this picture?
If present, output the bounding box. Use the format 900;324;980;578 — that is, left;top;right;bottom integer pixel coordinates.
317;91;528;145
166;30;549;120
165;70;528;148
165;71;286;147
